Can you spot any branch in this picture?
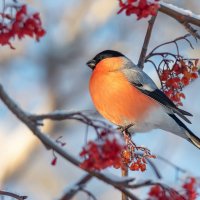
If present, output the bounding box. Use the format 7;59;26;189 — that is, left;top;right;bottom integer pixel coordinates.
157;156;186;174
138;14;157;69
145;34;191;61
159;2;200;27
0;83;139;200
79;188;97;200
29;110;112;132
126;180;186;199
59;174;92;200
0;190;27;200
159;2;200;39
146;158;162;179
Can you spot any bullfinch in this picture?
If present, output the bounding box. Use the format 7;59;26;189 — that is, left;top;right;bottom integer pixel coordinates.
87;50;200;149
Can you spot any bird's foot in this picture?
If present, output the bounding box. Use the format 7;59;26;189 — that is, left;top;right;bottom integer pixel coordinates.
117;123;134;135
117;124;136;150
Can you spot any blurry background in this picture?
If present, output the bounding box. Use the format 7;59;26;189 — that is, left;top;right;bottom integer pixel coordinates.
0;0;200;199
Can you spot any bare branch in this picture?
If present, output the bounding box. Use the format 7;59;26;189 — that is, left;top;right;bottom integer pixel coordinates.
0;190;27;200
157;156;186;173
138;14;157;69
146;158;162;179
29;110;112;133
145;34;191;61
59;174;92;200
79;188;97;200
159;2;200;38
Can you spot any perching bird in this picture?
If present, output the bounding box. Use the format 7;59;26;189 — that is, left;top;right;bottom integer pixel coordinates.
87;50;200;149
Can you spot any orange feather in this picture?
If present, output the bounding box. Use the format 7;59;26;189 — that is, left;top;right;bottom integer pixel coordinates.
89;58;158;126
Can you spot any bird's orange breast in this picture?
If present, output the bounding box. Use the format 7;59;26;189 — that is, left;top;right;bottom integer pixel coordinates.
89;68;158;126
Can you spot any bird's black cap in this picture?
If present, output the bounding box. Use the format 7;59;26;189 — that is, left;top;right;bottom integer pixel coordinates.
87;50;124;69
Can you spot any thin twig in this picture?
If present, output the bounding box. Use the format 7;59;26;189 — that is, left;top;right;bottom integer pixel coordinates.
146;158;162;179
79;188;97;200
29;111;113;134
0;190;27;200
157;156;186;173
145;34;190;61
59;174;92;200
146;52;179;60
138;14;157;69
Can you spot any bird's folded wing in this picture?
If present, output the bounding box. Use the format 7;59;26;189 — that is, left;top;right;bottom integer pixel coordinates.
121;66;192;124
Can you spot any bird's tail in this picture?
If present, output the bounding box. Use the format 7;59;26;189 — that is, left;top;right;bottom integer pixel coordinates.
169;114;200;149
185;129;200;149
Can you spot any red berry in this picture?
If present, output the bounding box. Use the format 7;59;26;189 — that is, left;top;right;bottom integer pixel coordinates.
191;73;198;79
51;157;57;166
140;163;146;172
122;150;131;160
130;163;139;171
179;93;186;99
181;77;190;86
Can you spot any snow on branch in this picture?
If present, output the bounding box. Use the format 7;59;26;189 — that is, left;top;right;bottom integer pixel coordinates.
159;2;200;38
159;2;200;25
58;174;93;200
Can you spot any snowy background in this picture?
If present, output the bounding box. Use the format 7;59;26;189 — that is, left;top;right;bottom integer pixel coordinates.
0;0;200;199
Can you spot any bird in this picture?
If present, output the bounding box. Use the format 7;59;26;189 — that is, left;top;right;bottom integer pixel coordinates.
87;50;200;149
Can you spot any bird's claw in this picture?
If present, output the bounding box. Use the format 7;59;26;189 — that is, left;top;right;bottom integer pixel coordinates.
117;123;134;135
117;124;137;149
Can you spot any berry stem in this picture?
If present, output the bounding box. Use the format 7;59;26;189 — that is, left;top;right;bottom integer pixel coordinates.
138;14;157;69
121;165;129;200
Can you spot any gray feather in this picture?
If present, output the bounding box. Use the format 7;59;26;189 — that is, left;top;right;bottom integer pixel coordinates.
120;60;192;123
121;63;157;92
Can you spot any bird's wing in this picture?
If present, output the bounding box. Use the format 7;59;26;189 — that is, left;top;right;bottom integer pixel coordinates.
121;65;192;123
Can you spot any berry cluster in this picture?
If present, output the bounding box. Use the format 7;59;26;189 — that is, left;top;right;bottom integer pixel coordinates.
182;177;198;200
148;177;198;200
120;133;156;172
148;185;184;200
119;151;155;172
80;130;155;171
118;0;160;20
160;59;199;106
80;131;124;170
0;3;46;49
121;149;147;171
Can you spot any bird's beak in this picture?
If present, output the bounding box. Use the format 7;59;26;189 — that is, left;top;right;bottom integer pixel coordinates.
87;59;96;70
